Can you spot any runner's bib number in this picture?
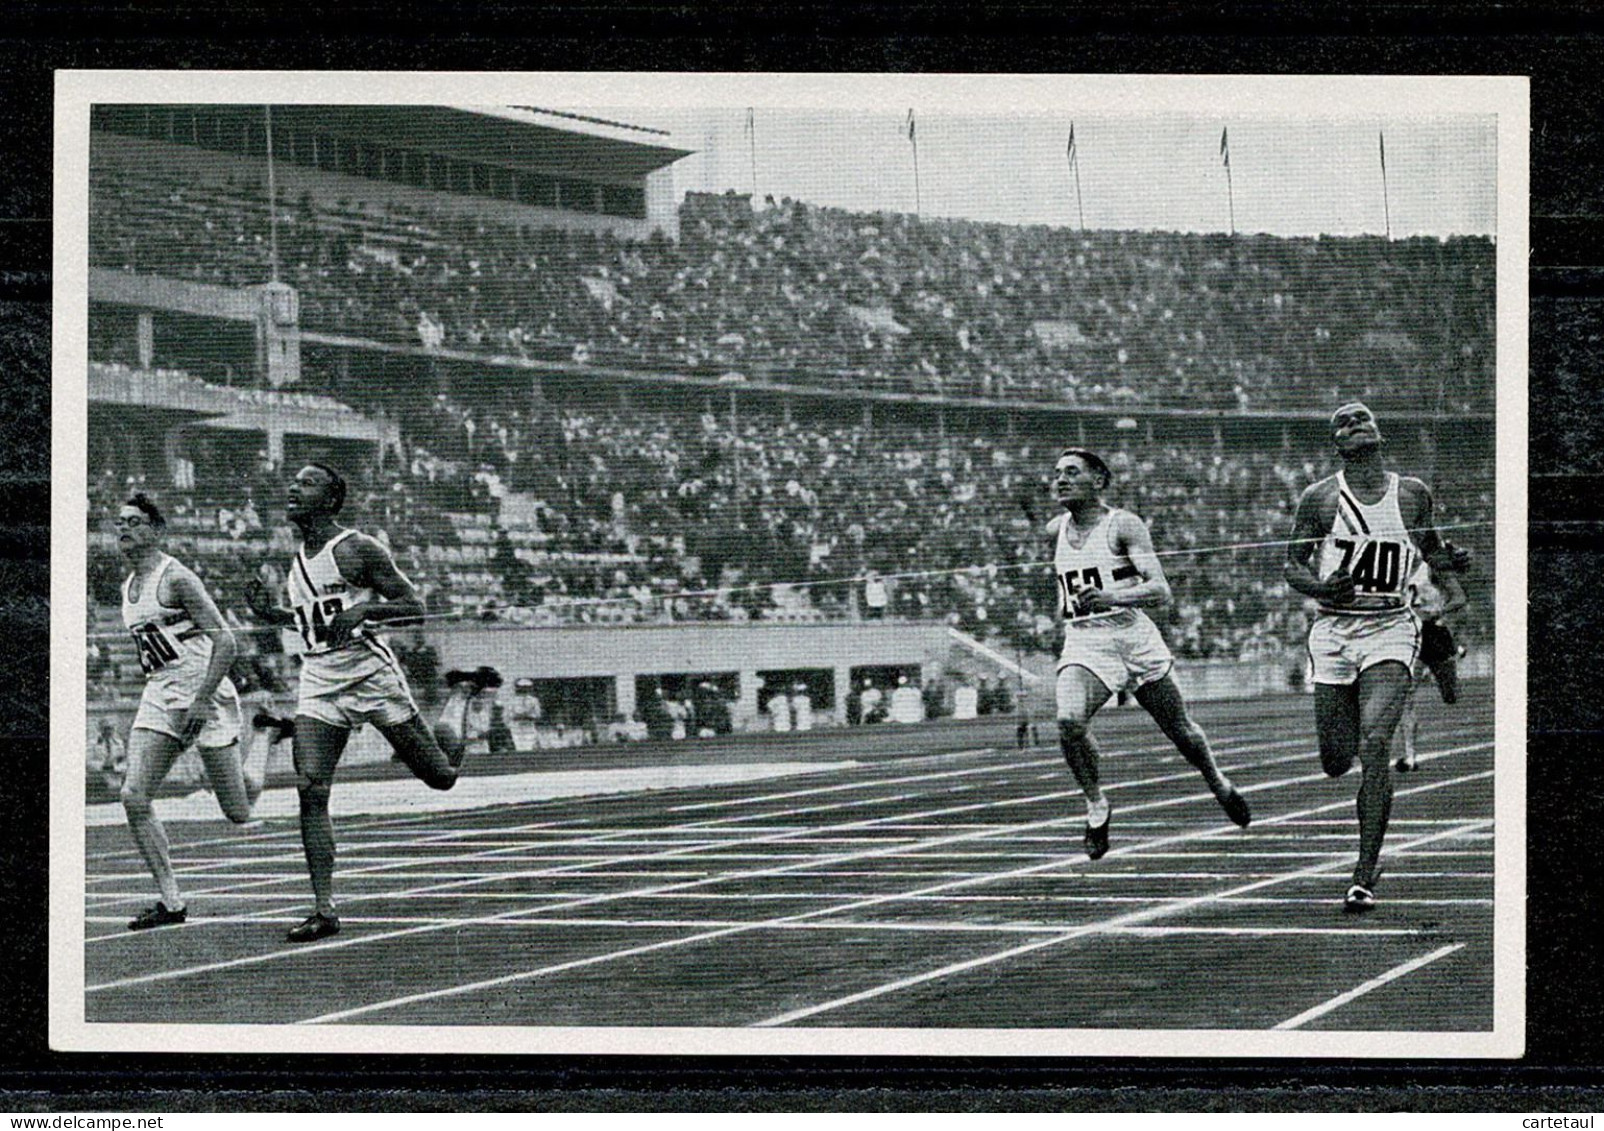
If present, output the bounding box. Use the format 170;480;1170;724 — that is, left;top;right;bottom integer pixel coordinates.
130;622;180;674
293;596;346;648
1057;567;1104;617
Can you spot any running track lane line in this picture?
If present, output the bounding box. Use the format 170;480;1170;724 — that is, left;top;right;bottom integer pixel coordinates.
751;816;1490;1028
83;728;1232;904
83;710;1335;880
88;726;1425;942
293;768;1492;1025
85;740;1490;992
87;742;1341;970
85;717;1484;909
1272;944;1468;1030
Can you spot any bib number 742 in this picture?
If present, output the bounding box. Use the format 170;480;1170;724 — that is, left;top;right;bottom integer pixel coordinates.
294;596;347;647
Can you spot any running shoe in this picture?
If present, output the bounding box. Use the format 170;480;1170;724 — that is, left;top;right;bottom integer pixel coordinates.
1084;810;1112;860
1394;754;1419;773
1218;785;1252;828
286;911;341;943
1343;882;1377;914
128;901;187;931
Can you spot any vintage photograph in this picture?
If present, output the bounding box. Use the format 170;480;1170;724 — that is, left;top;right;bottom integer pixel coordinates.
50;72;1526;1055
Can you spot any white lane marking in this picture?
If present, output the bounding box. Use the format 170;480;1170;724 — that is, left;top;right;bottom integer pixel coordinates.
85;718;1486;900
87;739;1492;992
753;816;1490;1028
86;913;1434;938
1272;944;1468;1030
661;727;1308;814
91;733;1359;936
87;745;1324;979
297;768;1492;1025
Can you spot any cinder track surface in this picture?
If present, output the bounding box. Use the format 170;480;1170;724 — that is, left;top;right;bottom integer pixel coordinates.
84;688;1497;1031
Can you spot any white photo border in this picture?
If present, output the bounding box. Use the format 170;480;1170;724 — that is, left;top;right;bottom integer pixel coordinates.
50;70;1529;1057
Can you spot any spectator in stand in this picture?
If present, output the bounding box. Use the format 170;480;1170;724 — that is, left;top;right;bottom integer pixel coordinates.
858;678;885;725
766;682;793;733
889;675;924;724
641;686;674;741
790;682;815;732
953;678;980;720
863;570;889;619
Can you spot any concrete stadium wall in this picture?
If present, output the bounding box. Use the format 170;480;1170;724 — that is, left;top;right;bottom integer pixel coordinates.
422;620;955;723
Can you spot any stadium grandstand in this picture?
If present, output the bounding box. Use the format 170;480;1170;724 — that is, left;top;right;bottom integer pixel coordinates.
85;103;1495;739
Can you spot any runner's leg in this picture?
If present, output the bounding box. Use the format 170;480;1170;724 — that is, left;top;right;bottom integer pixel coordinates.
122;727;186;909
378;713;459;790
1135;674;1251;826
292;717;351;917
1134;674;1229;795
1353;661;1412;888
1314;682;1361;777
198;737;256;824
1056;665;1113;809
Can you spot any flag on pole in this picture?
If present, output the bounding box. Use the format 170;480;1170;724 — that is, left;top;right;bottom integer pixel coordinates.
1379;130;1386;174
746;107;754;135
906;108;916;142
1220;126;1230;168
1067;122;1076;165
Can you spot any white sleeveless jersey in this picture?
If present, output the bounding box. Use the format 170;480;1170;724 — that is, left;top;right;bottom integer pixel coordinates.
1316;471;1420;616
286;529;383;656
1053;508;1143;628
287;529;412;700
122;553;211;677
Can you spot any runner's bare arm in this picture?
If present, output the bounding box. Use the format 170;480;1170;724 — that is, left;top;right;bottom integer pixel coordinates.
243;565;297;627
1284;480;1353;604
1086;512;1172;611
1438;571;1469;616
327;534;425;645
1402;477;1472;577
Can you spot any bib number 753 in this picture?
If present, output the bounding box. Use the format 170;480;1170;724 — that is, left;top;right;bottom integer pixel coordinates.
1057;567;1103;614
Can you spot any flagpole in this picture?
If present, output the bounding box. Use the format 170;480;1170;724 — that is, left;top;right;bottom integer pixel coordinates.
1073;153;1085;232
907;109;922;216
1379;130;1392;241
1226;163;1235;236
1221;126;1236;237
746;107;758;200
1068;124;1085;232
264;104;280;283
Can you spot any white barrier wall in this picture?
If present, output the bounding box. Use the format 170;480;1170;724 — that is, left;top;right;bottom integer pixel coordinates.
421;620;956;724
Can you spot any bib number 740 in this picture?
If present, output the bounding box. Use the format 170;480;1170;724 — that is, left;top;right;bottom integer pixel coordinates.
1331;538;1403;593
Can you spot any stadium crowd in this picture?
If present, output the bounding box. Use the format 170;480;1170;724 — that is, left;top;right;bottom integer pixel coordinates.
90;167;1494;413
88;388;1494;711
86;156;1496;727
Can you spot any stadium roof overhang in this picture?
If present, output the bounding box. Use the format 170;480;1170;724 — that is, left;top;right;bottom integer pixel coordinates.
272;105;693;180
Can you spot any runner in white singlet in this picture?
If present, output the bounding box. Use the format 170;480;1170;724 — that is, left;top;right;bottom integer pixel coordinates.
113;493;265;931
1393;562;1468;773
1285;403;1471;912
1046;449;1252;861
244;463;460;944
